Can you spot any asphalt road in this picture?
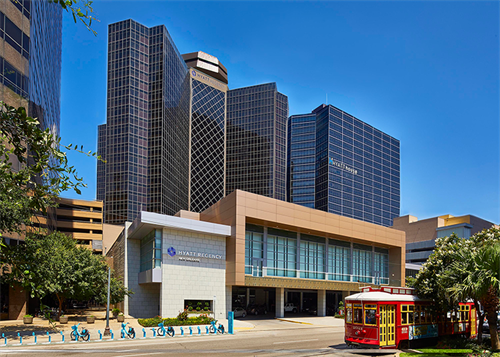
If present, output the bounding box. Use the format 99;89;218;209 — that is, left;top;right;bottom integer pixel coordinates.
0;319;350;357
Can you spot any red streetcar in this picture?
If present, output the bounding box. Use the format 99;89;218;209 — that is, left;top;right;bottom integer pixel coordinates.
344;286;478;349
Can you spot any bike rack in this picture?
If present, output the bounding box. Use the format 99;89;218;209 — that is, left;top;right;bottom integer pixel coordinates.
142;328;146;338
2;333;6;346
197;326;201;335
206;326;209;335
152;328;156;337
46;332;51;344
18;333;22;345
60;331;64;343
110;330;114;340
180;327;184;336
98;330;102;341
32;332;37;344
189;327;192;335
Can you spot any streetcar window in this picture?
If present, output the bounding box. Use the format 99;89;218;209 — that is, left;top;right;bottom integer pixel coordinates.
346;304;352;323
354;304;363;324
459;305;470;322
364;304;377;326
401;304;414;325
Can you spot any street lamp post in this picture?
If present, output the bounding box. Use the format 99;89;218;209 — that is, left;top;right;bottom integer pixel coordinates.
104;247;111;336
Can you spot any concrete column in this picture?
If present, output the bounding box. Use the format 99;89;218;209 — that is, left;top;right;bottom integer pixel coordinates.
300;292;303;313
246;288;250;308
317;290;326;317
276;288;285;318
225;286;232;318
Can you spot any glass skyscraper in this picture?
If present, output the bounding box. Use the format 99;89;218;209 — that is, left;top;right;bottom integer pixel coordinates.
98;19;190;225
98;22;227;224
226;83;288;200
288;104;400;227
0;0;62;135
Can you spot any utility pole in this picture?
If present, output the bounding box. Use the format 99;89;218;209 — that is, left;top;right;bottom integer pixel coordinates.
104;247;111;336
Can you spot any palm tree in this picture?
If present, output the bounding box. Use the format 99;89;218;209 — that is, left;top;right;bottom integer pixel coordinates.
446;243;500;350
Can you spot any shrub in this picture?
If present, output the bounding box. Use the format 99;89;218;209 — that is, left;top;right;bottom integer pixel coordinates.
138;315;214;327
24;314;33;318
112;308;121;315
177;310;188;321
204;307;209;311
334;314;345;319
187;306;193;311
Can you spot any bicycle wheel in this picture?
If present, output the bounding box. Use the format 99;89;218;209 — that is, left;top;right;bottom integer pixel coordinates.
218;325;224;334
157;327;165;336
82;332;90;341
209;325;215;334
130;329;136;339
70;331;77;341
167;327;174;337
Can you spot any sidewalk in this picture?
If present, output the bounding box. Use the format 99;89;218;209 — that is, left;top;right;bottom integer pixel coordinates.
0;311;254;345
276;315;345;327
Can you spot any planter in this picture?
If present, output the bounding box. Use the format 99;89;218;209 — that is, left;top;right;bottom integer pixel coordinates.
59;316;69;324
23;316;33;324
117;315;125;322
86;316;95;324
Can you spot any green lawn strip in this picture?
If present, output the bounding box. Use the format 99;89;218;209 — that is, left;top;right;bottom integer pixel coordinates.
418;349;473;354
399;352;450;357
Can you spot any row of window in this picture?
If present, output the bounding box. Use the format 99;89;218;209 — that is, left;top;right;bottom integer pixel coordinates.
0;11;30;59
0;56;28;98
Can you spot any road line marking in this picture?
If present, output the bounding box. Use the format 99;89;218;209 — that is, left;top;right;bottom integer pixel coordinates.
273;338;318;345
115;352;164;357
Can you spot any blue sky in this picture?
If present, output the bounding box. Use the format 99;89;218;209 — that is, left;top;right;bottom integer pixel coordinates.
60;1;500;224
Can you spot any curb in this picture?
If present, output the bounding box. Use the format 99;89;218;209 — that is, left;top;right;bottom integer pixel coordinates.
276;318;314;325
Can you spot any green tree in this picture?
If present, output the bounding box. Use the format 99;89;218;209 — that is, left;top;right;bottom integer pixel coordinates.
1;231;130;320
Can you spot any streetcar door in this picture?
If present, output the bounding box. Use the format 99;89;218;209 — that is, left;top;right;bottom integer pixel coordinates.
380;305;396;346
471;306;477;336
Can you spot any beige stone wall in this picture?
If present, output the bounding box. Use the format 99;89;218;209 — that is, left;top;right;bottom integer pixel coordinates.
392;215;443;244
102;223;124;255
201;190;406;288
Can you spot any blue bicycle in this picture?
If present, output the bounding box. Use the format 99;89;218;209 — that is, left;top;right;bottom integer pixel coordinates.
70;323;90;341
157;322;175;337
121;322;136;339
209;320;225;334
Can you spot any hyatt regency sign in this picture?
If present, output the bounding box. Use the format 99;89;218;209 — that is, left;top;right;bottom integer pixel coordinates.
329;158;358;175
167;246;223;263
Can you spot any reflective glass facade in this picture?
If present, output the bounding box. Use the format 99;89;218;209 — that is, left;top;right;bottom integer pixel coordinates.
226;83;288;200
245;224;389;284
288;105;400;227
99;20;190;224
188;71;226;212
0;0;62;135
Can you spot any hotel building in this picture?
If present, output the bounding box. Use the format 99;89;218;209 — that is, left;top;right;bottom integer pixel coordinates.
226;83;288;200
108;190;405;319
288;104;400;227
97;20;227;225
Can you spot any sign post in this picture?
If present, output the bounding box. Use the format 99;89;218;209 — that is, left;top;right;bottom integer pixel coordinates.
228;311;234;334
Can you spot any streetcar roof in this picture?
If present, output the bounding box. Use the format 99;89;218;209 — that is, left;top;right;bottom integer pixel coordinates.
345;291;427;302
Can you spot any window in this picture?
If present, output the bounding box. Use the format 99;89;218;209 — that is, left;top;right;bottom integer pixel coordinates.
299;234;325;279
328;239;350;281
245;225;264;275
364;304;377;325
374;247;389;284
346;303;353;323
459;305;470;322
401;305;414;325
140;229;161;272
352;244;372;283
267;228;297;277
353;304;363;324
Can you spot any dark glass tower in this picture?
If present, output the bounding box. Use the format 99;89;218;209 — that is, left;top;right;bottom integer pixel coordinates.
288;104;400;227
98;22;227;224
99;19;190;224
226;83;288;200
186;66;227;212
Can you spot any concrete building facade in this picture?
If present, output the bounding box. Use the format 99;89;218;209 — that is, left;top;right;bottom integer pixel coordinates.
393;214;498;265
109;190;405;319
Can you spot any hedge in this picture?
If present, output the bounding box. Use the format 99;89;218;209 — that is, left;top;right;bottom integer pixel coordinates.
138;315;215;327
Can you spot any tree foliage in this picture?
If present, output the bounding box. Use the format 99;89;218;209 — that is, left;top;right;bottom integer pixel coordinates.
0;231;131;319
0;102;102;235
49;0;98;35
413;227;500;350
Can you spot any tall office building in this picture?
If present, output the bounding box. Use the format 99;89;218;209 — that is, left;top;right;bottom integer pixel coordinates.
182;52;227;213
288;104;400;227
0;0;62;134
98;21;227;225
226;83;288;200
0;0;62;321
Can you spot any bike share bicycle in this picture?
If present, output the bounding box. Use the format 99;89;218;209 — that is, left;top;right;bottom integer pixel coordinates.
70;323;90;341
157;322;175;337
209;320;225;334
121;322;136;339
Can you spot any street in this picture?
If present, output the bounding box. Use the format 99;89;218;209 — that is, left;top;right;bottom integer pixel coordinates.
0;318;350;357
